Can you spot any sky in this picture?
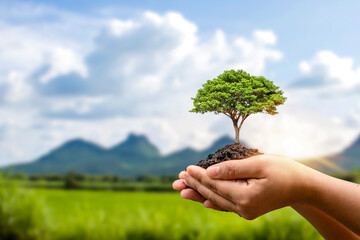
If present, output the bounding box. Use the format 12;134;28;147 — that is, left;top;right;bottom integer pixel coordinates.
0;0;360;166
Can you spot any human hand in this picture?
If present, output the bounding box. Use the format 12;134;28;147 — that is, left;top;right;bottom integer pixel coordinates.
173;155;317;220
173;177;225;211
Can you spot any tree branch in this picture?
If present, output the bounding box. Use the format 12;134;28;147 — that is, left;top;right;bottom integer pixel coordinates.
237;113;250;129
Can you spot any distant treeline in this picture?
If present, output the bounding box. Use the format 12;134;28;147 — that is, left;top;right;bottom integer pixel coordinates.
0;171;178;192
2;171;178;182
3;168;359;192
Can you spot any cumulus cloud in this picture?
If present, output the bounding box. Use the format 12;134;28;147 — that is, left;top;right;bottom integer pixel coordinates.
38;47;88;84
288;50;360;147
37;12;283;119
291;50;360;92
0;2;97;108
0;71;32;103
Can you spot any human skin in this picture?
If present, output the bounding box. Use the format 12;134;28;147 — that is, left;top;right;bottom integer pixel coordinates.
172;155;360;239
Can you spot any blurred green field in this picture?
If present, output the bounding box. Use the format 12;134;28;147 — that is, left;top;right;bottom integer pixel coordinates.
0;180;323;240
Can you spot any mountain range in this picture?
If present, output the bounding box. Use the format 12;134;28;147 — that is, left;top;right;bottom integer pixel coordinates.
3;134;242;177
3;133;360;176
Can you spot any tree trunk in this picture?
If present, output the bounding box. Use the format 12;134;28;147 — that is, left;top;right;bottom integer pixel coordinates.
232;119;240;144
234;126;240;144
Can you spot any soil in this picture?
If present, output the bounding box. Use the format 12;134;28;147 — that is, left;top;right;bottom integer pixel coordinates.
197;144;262;169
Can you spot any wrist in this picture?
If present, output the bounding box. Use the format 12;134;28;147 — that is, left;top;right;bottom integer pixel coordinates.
299;166;329;206
291;163;326;206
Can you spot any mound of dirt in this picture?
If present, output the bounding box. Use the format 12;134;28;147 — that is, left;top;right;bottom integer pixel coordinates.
197;144;262;169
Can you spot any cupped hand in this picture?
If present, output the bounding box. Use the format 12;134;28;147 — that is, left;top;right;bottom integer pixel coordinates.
173;155;316;220
173;178;225;211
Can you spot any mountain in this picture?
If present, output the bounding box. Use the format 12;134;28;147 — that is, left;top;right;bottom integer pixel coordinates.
3;134;240;177
301;135;360;173
109;133;161;162
5;132;360;177
327;135;360;171
5;138;114;175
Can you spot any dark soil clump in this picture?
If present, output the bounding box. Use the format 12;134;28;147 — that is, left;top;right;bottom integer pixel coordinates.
197;144;262;169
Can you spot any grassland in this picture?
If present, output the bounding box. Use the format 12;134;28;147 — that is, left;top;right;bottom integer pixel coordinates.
0;180;323;240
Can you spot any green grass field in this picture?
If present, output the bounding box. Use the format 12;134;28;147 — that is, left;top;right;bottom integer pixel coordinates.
0;180;323;240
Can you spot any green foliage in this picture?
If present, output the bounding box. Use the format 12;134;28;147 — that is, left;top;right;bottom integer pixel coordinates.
29;174;45;181
0;176;47;240
15;173;176;192
0;188;322;240
29;174;63;181
64;171;80;189
136;174;160;183
11;172;28;180
190;69;286;142
191;69;286;116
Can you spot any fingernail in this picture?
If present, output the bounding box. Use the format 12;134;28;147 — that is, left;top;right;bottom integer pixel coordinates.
207;166;219;177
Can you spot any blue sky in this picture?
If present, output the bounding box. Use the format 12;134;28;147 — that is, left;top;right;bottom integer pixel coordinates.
0;0;360;166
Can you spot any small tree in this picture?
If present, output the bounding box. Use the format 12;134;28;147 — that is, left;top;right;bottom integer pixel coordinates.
190;69;286;144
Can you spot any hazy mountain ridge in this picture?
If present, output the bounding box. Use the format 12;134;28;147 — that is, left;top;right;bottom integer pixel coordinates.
327;136;360;171
3;134;236;177
301;135;360;173
4;133;360;176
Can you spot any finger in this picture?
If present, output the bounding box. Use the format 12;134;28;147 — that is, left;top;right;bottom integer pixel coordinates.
183;172;238;213
206;157;266;179
179;171;187;179
187;165;244;202
172;179;188;190
180;188;206;203
203;200;225;211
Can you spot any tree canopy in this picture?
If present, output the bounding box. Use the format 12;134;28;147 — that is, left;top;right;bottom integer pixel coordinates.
190;69;286;143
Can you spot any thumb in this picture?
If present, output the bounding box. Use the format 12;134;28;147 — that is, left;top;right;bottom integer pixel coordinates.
206;156;264;179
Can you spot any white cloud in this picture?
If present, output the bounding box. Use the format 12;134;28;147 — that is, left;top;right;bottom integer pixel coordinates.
107;19;138;36
253;30;277;45
1;71;33;103
49;97;105;115
293;50;360;91
39;47;88;83
285;51;360;154
191;29;282;78
0;16;94;75
38;11;283;118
